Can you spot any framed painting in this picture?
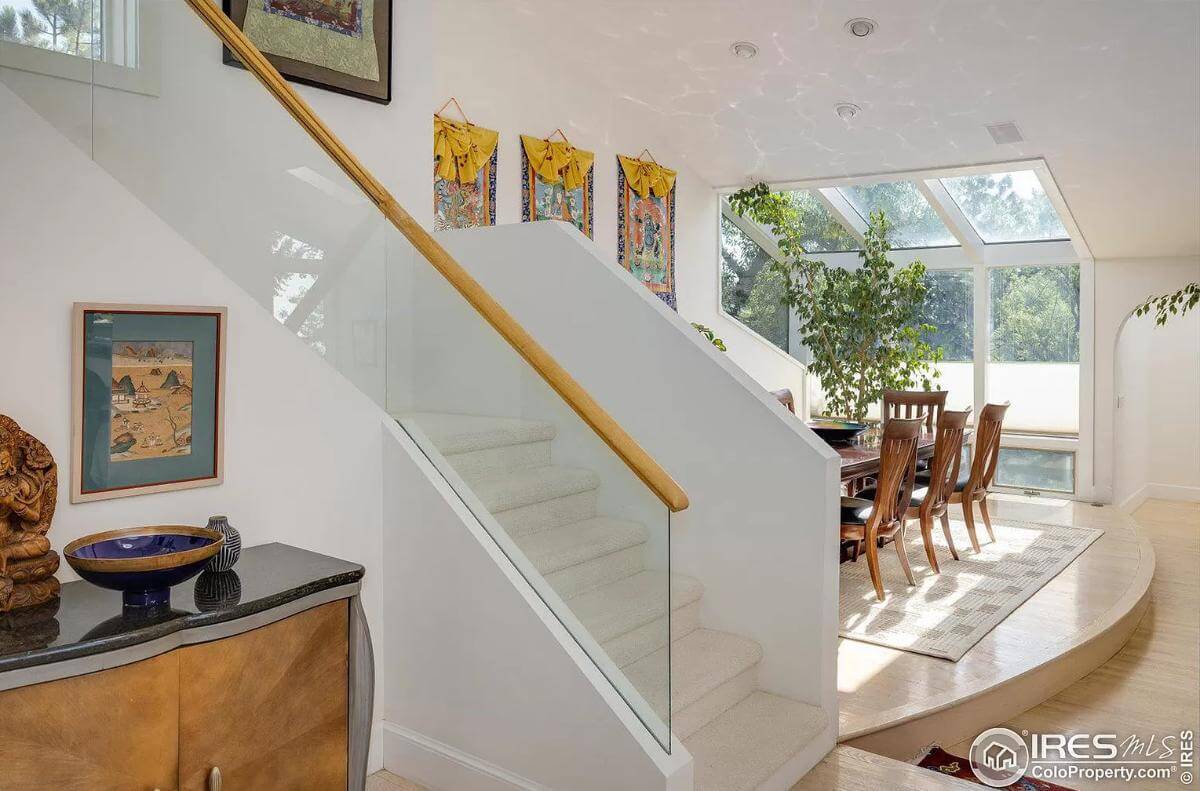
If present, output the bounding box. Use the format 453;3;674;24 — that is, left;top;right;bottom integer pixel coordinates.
617;156;677;310
71;304;227;503
222;0;392;104
520;135;594;239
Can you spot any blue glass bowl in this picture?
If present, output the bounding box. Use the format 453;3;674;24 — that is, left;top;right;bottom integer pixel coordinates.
806;419;870;445
64;526;225;608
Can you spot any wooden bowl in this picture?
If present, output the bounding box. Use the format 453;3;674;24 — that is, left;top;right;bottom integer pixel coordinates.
64;526;224;608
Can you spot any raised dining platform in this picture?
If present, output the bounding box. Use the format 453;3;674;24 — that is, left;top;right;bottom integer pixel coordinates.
837;495;1154;759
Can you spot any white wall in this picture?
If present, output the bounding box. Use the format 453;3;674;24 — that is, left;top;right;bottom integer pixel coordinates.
0;82;391;769
434;222;841;765
1094;256;1200;503
432;6;809;403
1113;308;1200;509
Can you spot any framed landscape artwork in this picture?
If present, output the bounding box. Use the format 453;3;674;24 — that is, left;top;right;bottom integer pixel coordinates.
222;0;392;104
71;304;227;503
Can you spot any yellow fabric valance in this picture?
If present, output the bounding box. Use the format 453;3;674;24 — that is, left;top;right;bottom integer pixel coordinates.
618;155;676;199
521;134;595;191
434;117;499;185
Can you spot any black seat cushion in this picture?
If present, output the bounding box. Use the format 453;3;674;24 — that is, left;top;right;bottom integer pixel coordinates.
855;485;930;508
840;496;874;525
917;467;970;492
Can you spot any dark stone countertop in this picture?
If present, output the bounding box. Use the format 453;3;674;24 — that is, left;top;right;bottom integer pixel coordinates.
0;542;363;674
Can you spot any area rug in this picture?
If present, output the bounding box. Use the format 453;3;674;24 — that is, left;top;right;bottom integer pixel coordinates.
840;517;1102;660
918;746;1078;790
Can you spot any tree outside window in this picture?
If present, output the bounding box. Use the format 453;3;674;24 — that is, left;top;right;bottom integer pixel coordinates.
0;0;102;59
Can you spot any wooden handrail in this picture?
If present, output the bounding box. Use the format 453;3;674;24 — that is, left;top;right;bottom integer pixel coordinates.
183;0;688;512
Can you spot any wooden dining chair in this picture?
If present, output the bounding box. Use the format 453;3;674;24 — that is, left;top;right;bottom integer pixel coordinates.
922;402;1009;553
882;389;948;433
858;408;971;573
840;416;923;601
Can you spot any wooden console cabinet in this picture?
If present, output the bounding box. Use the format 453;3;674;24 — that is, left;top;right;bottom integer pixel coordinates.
0;601;350;791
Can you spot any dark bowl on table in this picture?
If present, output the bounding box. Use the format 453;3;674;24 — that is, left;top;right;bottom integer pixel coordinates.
64;526;224;608
806;419;870;445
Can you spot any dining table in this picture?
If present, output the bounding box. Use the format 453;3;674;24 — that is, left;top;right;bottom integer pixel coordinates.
836;429;938;495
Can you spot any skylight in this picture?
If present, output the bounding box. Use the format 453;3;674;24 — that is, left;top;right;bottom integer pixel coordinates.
940;170;1068;244
837;181;959;249
781;191;860;253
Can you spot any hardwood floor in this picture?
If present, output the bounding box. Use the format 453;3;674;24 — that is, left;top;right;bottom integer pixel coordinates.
945;498;1199;790
840;494;1155;756
367;769;429;791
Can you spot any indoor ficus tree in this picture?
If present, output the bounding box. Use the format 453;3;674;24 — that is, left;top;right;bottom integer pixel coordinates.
729;182;942;423
1134;282;1199;326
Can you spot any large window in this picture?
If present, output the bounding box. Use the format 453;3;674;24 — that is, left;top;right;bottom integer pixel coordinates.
838;180;959;249
721;162;1090;496
720;215;789;352
921;269;975;413
941;171;1068;244
780;190;859;253
987;265;1080;434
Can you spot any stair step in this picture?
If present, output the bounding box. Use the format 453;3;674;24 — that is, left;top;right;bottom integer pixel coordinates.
495;489;598;537
517;517;648;598
623;629;763;739
403;413;556;454
567;571;703;668
469;466;600;514
685;692;827;791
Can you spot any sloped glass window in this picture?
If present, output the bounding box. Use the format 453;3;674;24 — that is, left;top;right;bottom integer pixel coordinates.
721;216;789;352
838;181;958;249
780;190;859;253
941;170;1068;243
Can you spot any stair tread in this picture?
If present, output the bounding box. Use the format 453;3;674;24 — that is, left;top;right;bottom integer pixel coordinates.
516;517;648;575
623;629;762;714
568;570;703;644
403;412;556;454
469;466;600;513
685;692;827;791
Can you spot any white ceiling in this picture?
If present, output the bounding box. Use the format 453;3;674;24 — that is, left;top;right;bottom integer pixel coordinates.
455;0;1200;260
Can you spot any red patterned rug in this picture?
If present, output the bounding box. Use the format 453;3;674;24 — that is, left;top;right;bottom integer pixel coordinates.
918;747;1078;790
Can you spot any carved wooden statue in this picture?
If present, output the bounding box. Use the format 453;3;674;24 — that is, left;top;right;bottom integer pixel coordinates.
0;415;60;612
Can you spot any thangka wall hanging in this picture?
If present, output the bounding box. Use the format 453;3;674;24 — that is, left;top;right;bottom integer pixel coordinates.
520;132;594;239
617;153;677;310
433;108;498;230
223;0;393;104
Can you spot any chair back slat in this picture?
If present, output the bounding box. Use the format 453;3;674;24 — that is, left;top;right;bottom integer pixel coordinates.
883;390;948;434
968;402;1010;492
868;416;924;529
921;408;972;516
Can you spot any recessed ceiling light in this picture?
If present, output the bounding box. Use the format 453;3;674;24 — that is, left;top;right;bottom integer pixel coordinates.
835;102;861;121
730;41;759;60
844;17;878;38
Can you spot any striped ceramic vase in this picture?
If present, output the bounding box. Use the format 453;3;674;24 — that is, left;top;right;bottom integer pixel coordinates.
204;515;241;572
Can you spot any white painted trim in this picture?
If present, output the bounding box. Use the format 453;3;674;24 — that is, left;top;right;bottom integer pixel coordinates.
1144;483;1200;504
1118;485;1149;514
381;722;554;791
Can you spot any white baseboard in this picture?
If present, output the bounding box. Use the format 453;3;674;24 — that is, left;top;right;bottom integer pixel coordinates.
381;721;551;791
1118;483;1200;513
1118;486;1149;514
1145;483;1200;503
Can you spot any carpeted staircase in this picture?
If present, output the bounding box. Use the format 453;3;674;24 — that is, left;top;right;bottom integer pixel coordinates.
404;413;825;791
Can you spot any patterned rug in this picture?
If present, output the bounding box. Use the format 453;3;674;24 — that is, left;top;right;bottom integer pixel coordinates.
840;517;1102;660
918;746;1078;790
